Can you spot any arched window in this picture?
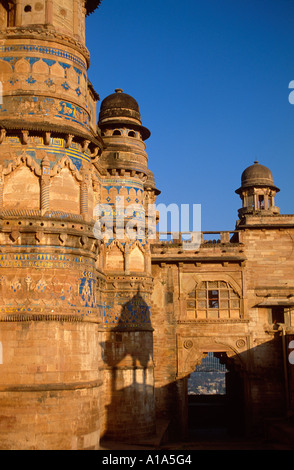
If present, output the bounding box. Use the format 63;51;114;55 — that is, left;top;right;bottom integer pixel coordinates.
187;281;241;319
128;130;136;137
112;129;121;136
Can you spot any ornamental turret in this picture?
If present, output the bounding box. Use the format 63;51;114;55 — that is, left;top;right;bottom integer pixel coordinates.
97;88;159;442
236;161;280;220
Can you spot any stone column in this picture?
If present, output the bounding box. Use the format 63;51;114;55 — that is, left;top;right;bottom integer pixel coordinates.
41;156;50;213
80;166;89;217
14;0;22;26
45;0;53;24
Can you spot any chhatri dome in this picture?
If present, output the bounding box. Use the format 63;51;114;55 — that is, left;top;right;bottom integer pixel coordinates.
237;160;280;192
236;161;280;217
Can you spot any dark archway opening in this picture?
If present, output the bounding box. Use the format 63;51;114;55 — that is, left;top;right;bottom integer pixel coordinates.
188;352;245;440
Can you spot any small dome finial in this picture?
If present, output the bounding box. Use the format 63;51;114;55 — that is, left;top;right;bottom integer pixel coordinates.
254;160;259;164
115;88;123;93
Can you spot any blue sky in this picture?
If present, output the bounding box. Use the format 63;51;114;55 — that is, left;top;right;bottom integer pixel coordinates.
86;0;294;231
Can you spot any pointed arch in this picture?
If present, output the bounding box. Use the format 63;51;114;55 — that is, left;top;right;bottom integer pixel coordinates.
106;239;125;253
50;166;80;214
50;155;83;182
105;240;125;272
14;57;30;74
128;244;145;273
2;153;41;210
129;239;145;253
2;152;41;177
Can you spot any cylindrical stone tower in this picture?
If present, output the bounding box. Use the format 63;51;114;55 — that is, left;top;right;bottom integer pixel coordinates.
0;0;105;450
97;89;160;442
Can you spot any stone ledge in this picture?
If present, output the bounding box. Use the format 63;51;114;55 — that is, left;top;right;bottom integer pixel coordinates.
0;379;103;393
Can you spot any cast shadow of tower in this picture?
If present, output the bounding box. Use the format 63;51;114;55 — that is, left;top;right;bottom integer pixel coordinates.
101;289;156;443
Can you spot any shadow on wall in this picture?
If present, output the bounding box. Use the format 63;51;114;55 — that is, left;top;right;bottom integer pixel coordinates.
155;330;294;443
100;294;294;446
100;290;156;443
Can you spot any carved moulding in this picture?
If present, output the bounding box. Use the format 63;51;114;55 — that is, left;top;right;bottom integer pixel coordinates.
0;125;103;159
180;272;242;299
0;28;91;67
177;334;248;379
0;267;101;324
0;149;101;217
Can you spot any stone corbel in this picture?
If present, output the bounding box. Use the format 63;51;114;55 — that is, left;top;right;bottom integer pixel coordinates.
80;235;88;247
0;129;6;144
91;239;100;254
10;230;20;243
90;147;99;159
82;140;90;153
44;132;51;145
21;130;29;145
59;233;67;245
65;134;74;149
35;231;44;243
91;171;100;193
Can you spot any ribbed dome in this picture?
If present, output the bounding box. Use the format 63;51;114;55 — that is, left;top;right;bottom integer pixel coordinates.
98;89;151;140
236;161;279;193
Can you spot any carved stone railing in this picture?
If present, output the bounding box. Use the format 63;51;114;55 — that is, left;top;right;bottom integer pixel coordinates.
155;231;241;246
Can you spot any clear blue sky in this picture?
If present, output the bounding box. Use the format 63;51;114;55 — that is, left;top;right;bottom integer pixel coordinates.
86;0;294;231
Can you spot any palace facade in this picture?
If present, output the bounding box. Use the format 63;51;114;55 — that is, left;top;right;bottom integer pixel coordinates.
0;0;293;449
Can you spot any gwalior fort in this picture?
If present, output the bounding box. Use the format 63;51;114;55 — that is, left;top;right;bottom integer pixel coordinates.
0;0;293;450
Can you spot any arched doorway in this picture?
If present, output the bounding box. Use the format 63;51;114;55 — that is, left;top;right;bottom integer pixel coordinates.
188;352;245;439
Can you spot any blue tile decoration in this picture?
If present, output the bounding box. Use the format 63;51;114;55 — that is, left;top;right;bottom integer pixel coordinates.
0;44;87;71
61;81;70;90
26;75;36;84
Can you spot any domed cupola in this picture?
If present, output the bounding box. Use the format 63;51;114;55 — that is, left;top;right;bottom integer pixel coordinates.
98;88;150;140
235;161;280;218
97;88;159;195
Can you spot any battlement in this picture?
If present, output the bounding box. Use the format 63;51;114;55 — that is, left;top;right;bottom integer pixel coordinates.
151;231;245;263
155;230;241;245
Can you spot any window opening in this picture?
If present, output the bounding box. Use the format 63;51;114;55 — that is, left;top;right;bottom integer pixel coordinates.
208;290;219;308
188;352;245;438
272;307;285;324
24;5;32;12
258;195;264;209
188;352;227;395
270;306;292;326
187;281;241;319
